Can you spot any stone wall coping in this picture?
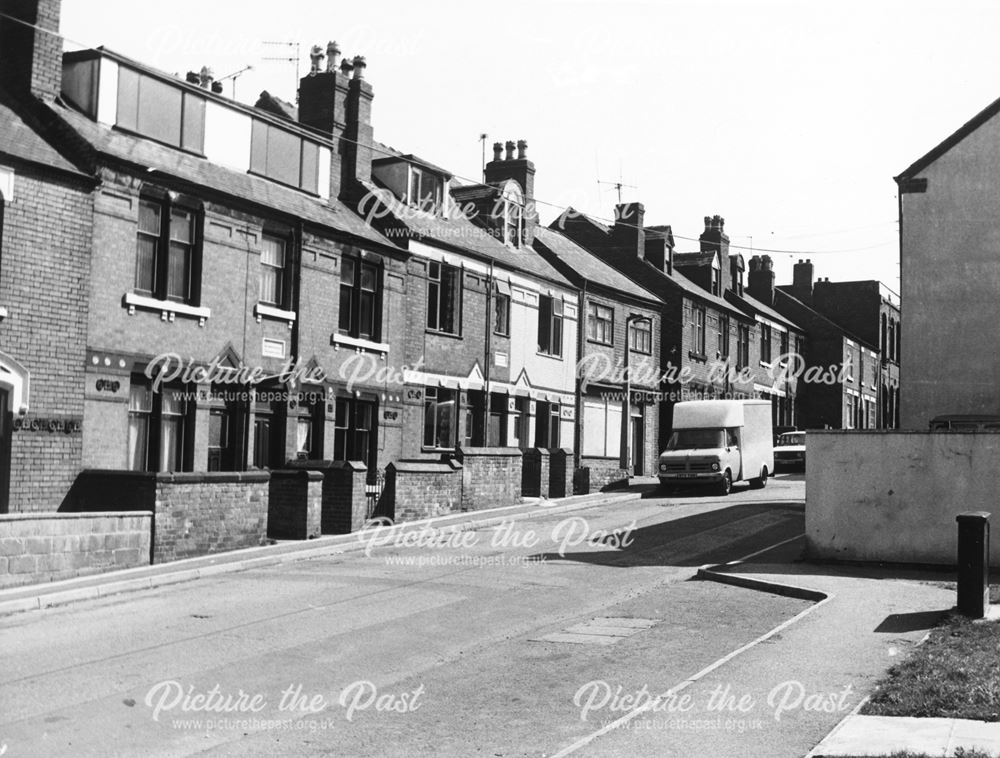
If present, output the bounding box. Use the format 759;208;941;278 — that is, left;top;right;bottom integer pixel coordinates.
78;469;271;484
283;460;368;472
548;447;573;456
1;511;154;522
388;460;462;474
523;448;551;457
456;447;524;458
806;430;997;436
269;469;325;482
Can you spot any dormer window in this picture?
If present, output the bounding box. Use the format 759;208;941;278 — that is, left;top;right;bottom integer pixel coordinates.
501;181;524;248
409;166;444;214
117;67;206;154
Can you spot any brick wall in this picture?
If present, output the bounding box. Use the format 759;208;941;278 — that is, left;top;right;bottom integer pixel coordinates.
384;459;463;522
285;460;369;534
268;469;322;540
67;469;269;563
0;166;93;512
0;511;151;588
579;457;629;491
456;447;522;511
522;447;550;497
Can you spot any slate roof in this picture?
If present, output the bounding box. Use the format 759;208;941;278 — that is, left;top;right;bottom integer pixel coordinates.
0;96;86;177
358;179;572;288
673;251;717;267
533;226;659;304
52;101;399;250
727;290;803;331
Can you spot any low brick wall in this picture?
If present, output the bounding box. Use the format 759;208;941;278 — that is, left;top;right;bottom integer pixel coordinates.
268;470;323;540
457;447;522;511
579;458;629;492
385;459;463;522
522;448;550;498
69;470;270;563
285;460;369;534
0;512;152;588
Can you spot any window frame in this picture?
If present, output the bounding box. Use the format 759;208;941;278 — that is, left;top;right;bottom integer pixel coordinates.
760;324;772;364
691;306;706;356
127;375;193;473
426;260;462;336
259;231;293;309
737;323;750;369
586;302;614;346
718;315;730;359
629;318;652;355
423;386;458;451
538;295;564;358
134;190;203;306
493;284;511;337
339;253;383;341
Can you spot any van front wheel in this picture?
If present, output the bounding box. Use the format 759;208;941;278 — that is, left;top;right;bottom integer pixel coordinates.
749;466;769;489
716;470;732;496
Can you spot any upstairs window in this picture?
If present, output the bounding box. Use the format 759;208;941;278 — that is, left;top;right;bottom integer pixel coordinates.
494;280;511;337
718;315;729;358
409;166;444;214
780;330;789;360
538;295;564;357
426;261;461;335
587;302;614;345
501;182;524;248
117;67;206;153
339;255;381;340
760;324;772;363
737;324;750;368
259;233;291;308
135;193;201;304
630;318;652;355
250;119;320;194
711;267;720;296
691;306;706;355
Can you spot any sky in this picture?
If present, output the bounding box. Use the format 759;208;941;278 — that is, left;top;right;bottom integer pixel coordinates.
58;0;1000;294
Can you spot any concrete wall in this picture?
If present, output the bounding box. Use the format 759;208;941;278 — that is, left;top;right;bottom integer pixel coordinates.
806;430;1000;565
0;511;151;588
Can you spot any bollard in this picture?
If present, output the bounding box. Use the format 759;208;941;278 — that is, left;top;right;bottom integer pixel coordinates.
956;511;990;618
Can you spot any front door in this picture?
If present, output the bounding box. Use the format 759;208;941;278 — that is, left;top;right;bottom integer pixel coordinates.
0;389;10;512
631;411;644;476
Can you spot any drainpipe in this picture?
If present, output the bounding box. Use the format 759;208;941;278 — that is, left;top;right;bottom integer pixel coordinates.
575;280;586;470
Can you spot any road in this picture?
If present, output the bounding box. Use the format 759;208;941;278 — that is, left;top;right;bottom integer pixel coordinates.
0;475;807;757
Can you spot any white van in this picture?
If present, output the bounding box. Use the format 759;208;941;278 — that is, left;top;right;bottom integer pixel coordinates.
657;400;774;496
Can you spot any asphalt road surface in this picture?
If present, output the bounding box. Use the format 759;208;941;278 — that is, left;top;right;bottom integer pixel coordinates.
0;475;807;757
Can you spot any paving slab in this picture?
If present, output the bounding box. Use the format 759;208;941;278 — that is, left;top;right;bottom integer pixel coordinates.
810;714;1000;757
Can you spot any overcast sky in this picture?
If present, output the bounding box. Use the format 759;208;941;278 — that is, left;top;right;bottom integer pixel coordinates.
60;0;1000;293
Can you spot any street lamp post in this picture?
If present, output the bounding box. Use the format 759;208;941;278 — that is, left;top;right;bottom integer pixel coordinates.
621;314;653;475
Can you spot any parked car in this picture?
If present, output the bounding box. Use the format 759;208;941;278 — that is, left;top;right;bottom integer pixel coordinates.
773;431;806;471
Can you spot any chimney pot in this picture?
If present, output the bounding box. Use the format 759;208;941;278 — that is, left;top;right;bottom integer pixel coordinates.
309;44;325;76
516;139;527;159
352;55;367;79
198;66;214;89
326;41;341;73
211;80;223;94
185;71;200;84
504;140;516;160
492;142;503;161
704;216;712;228
340;58;354;75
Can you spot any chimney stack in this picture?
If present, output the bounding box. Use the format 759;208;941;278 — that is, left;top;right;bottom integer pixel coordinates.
484;137;538;244
700;213;731;292
792;258;814;298
748;254;775;305
612;202;646;260
0;0;64;100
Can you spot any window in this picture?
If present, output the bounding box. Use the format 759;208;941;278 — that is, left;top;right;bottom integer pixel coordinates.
339;255;381;340
760;324;772;363
538;295;564;357
587;302;614;345
630;318;652;354
737;324;750;368
780;330;789;360
501;182;524;247
426;261;461;335
582;396;623;457
494;286;511;337
117;67;205;153
843;350;854;381
127;377;190;472
259;233;290;308
409;166;444;214
333;397;377;471
711;267;720;296
691;306;706;355
135;194;200;304
250;119;320;194
424;386;457;449
718;315;729;358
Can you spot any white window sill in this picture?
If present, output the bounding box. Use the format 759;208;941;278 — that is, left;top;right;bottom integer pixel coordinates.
254;302;296;329
124;292;210;326
331;333;390;355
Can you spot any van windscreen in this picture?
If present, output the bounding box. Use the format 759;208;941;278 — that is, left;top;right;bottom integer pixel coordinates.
667;428;725;450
